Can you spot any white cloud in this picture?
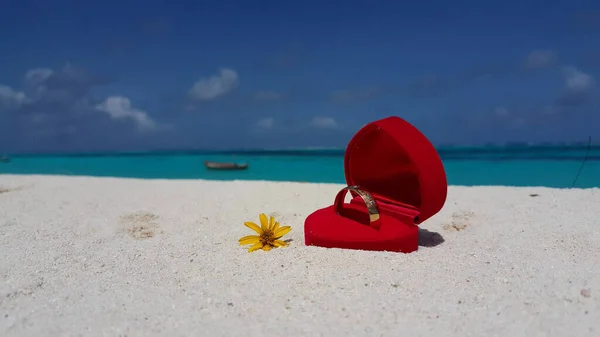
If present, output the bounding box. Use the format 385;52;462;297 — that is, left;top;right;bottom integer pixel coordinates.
188;68;238;101
30;113;47;124
253;90;284;101
310;116;338;129
554;66;596;107
494;106;509;116
330;88;380;104
561;66;595;92
542;105;563;115
256;117;275;129
95;96;157;130
0;85;29;110
524;50;557;69
4;66;166;140
25;68;53;85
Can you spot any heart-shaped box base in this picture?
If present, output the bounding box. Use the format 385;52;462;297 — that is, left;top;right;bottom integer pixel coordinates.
304;204;419;253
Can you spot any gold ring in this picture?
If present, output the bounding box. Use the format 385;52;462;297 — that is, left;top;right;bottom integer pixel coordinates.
335;185;381;224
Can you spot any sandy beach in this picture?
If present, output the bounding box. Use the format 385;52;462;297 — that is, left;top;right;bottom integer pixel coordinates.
1;174;599;336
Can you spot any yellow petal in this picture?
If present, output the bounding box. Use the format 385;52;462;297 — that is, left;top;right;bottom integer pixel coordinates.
262;245;272;251
272;221;280;231
244;221;263;235
259;213;269;232
238;235;260;246
268;216;275;230
273;240;288;247
274;226;292;238
248;242;263;252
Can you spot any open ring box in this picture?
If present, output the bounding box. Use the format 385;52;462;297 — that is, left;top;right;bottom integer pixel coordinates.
304;116;448;253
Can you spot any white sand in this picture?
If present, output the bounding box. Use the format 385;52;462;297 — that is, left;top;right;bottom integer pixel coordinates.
1;174;599;337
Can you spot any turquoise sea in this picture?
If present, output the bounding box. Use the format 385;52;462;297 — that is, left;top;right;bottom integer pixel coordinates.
1;145;599;188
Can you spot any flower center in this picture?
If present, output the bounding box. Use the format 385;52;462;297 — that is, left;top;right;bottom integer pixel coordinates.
261;230;274;245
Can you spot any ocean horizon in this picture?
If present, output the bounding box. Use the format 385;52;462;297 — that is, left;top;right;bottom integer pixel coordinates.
1;144;599;188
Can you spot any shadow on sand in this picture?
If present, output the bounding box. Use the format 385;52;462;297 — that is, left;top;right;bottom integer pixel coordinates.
418;228;445;247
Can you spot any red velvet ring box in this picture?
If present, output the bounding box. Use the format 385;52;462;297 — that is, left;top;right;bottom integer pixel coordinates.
304;116;448;253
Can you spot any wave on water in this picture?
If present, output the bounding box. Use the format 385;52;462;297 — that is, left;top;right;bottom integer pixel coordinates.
5;143;600;161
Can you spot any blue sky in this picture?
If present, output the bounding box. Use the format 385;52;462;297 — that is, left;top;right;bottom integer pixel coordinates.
0;0;599;153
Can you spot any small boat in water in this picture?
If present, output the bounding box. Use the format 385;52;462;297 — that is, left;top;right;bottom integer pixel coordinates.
204;161;248;170
0;155;9;163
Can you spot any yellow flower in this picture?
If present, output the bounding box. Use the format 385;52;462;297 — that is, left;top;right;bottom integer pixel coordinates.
238;213;292;252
